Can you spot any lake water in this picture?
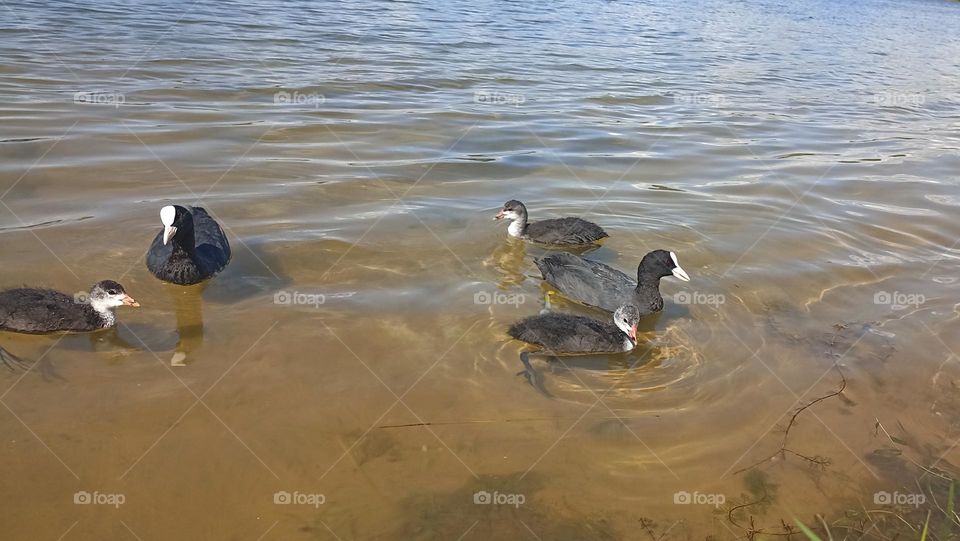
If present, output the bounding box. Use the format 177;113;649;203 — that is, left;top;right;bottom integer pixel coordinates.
2;0;960;539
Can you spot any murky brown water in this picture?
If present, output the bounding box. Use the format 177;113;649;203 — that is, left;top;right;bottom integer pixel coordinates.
3;0;960;539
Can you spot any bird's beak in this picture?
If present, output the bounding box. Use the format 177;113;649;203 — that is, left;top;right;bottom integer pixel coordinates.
162;225;177;245
122;294;140;307
672;265;690;282
628;324;638;341
494;210;505;221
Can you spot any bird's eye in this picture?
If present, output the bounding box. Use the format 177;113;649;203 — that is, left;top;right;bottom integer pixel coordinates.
108;289;118;295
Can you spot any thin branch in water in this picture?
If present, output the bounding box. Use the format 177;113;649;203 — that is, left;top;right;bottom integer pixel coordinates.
733;363;845;475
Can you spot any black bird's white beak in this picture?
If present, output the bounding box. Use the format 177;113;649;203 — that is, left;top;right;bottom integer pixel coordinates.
163;225;177;245
669;252;691;282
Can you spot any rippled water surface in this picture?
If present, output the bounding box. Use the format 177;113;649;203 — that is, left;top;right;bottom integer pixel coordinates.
3;0;960;539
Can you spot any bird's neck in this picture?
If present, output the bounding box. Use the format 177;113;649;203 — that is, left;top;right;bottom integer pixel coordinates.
87;302;116;328
507;215;527;237
170;230;197;258
98;309;117;328
636;272;663;289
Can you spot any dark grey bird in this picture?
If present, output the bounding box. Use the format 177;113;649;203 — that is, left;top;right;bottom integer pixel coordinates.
535;249;690;314
146;205;231;285
0;280;139;369
494;200;608;246
508;304;641;355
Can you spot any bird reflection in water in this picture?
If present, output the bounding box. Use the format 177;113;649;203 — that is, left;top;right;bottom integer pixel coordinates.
168;285;205;366
87;284;205;367
487;237;527;289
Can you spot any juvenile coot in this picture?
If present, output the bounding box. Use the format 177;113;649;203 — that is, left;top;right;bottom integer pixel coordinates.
146;205;231;285
0;280;140;370
535;249;690;314
508;304;641;355
0;280;139;333
0;280;139;369
509;304;642;397
494;200;608;246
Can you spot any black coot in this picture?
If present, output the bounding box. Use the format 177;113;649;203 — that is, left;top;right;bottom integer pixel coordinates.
0;280;139;369
494;200;608;246
535;249;690;314
146;205;231;285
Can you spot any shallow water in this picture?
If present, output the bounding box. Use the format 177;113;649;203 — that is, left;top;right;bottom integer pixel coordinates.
2;0;960;539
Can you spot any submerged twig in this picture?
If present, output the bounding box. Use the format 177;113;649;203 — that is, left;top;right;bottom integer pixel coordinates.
726;323;857;539
378;415;636;429
733;363;846;475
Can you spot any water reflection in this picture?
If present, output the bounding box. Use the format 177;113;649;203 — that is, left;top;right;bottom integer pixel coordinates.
168;284;206;366
88;284;206;366
488;236;527;288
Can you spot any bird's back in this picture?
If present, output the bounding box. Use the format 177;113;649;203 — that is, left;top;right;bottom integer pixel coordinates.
536;253;633;311
190;207;231;271
0;288;99;333
526;217;608;245
508;312;621;354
